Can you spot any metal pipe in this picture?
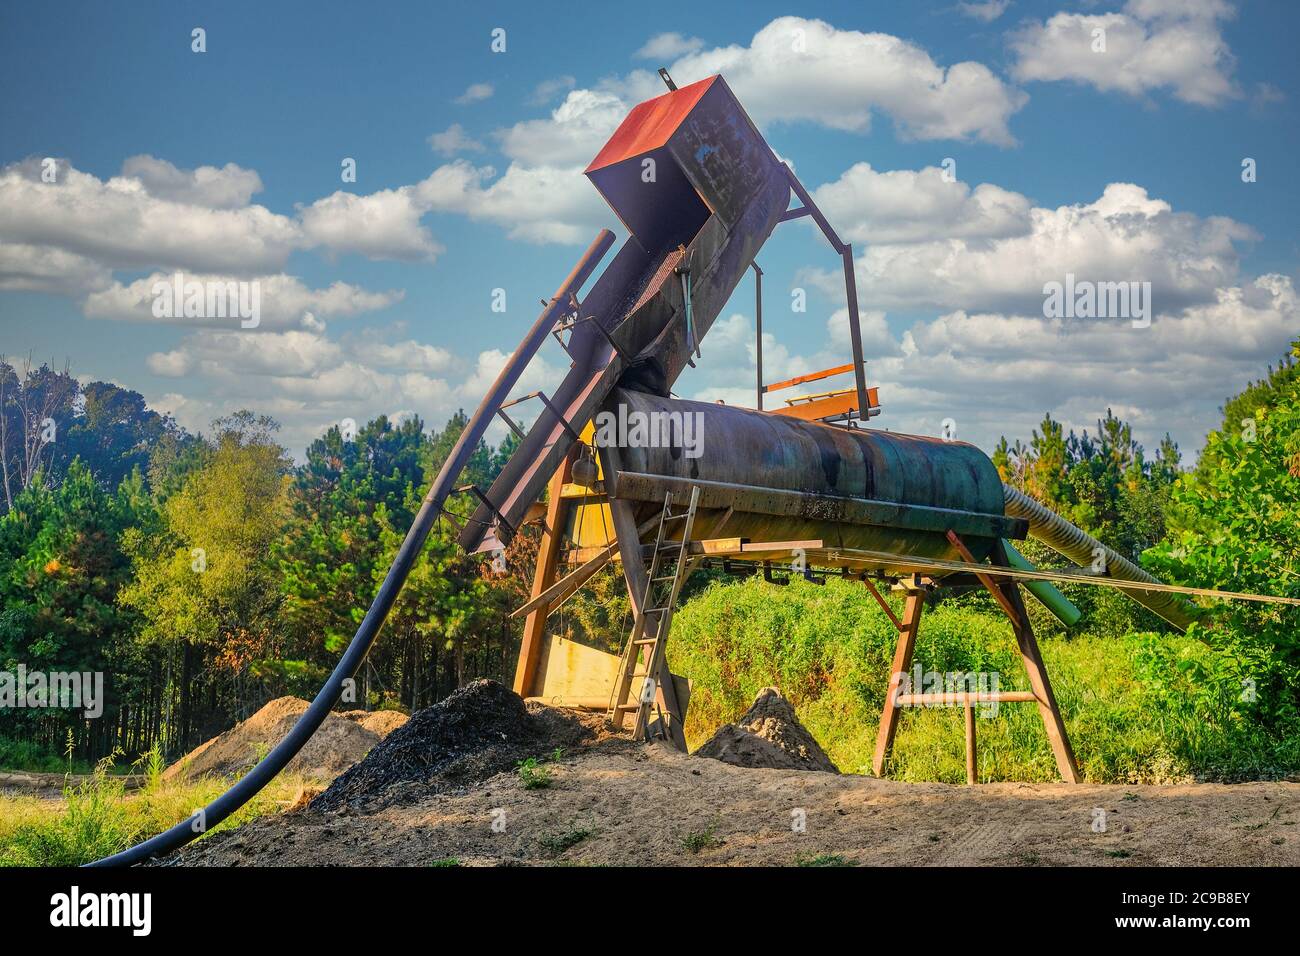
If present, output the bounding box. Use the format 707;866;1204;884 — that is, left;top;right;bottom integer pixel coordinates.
840;244;869;421
90;228;616;867
753;262;763;410
1002;484;1195;632
1002;539;1082;627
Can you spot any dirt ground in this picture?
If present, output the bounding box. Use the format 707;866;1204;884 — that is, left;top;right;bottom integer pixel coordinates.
165;697;407;786
171;725;1300;867
0;771;143;800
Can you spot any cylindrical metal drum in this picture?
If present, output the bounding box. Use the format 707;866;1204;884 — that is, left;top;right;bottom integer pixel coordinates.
596;389;1019;569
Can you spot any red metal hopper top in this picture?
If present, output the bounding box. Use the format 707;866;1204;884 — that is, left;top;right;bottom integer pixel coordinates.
585;76;719;173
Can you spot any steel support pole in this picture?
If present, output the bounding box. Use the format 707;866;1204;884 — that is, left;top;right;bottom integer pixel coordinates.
753;261;764;410
841;245;869;422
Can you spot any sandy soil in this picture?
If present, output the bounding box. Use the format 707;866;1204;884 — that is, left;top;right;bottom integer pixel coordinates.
171;734;1300;867
165;697;407;786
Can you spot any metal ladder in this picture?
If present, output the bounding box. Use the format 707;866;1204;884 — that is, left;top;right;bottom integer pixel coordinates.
607;486;700;741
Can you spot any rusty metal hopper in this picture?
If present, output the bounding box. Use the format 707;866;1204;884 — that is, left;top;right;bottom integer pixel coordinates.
458;75;791;554
585;75;782;249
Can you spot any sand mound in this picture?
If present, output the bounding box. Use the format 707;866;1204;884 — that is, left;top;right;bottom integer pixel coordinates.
694;687;838;773
164;697;408;786
312;679;603;813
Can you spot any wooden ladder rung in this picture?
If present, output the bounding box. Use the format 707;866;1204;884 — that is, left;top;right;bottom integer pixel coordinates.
632;638;656;646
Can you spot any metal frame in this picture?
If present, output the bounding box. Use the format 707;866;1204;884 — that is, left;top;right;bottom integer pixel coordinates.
752;165;870;421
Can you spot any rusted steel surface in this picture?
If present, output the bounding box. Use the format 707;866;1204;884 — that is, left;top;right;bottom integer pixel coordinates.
598;388;1014;567
459;76;789;552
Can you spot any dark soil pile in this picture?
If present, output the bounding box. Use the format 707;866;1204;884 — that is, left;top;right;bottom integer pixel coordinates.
311;679;601;812
694;687;839;773
164;697;407;786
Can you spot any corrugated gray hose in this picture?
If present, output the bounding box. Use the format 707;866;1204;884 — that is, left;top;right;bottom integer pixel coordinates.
1002;484;1195;632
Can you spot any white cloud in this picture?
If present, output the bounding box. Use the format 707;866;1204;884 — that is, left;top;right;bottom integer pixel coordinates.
878;273;1297;451
0;242;111;295
815;181;1254;316
299;186;444;262
416;160;608;245
427;123;485;156
634;32;706;61
1010;1;1238;106
120;155;263;208
496;88;628;167
455;82;494;105
0;158;301;275
660;16;1026;144
493;14;1027;177
0;156;453;301
957;1;1010;23
147;328;343;378
812;162;1032;244
140;326;457;453
140;324;535;459
351;337;455;373
84;273;403;329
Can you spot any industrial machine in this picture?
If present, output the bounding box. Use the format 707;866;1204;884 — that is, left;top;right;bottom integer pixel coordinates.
95;72;1293;866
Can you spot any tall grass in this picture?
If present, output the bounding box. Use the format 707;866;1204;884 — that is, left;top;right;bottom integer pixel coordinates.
0;743;308;866
668;576;1300;783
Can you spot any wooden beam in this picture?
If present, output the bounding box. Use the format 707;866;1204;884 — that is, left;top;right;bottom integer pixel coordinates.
964;699;977;786
947;532;1080;784
993;541;1081;784
511;548;612;620
871;590;925;777
861;576;903;632
895;691;1039;706
511;515;661;618
769;391;858;422
762;362;855;394
512;450;574;697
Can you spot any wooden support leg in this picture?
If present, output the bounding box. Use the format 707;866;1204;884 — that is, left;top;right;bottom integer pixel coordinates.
872;590;925;777
964;698;976;786
512;449;575;697
947;534;1080;784
997;559;1080;784
608;498;688;751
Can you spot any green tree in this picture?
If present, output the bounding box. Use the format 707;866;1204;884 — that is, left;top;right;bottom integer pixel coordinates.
0;460;151;758
276;414;427;679
1146;342;1300;729
62;381;181;493
120;413;290;747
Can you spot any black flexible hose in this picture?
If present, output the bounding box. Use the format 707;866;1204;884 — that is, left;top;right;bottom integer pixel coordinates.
89;229;615;866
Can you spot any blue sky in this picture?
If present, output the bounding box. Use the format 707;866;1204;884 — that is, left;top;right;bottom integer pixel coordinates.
2;0;1297;461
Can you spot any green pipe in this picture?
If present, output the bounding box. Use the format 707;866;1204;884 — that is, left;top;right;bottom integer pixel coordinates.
1001;539;1082;627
